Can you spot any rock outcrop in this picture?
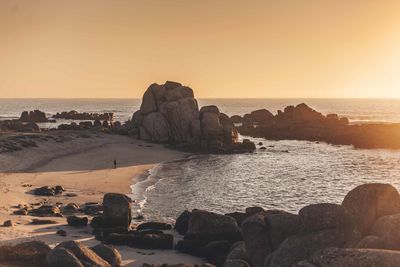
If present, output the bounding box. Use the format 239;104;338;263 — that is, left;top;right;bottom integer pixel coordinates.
220;183;400;267
53;110;113;121
19;110;49;122
131;81;255;153
236;103;400;149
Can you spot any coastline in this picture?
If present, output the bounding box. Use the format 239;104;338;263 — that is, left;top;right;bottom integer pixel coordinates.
0;131;205;265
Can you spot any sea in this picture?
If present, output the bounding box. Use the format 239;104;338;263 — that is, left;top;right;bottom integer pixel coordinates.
1;98;400;222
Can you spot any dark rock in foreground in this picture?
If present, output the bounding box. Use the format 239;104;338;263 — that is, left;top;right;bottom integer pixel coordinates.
46;247;84;267
309;247;400;266
0;241;51;265
90;244;122;267
67;215;89;227
55;241;111;267
342;183;400;235
220;182;400;267
102;193;132;229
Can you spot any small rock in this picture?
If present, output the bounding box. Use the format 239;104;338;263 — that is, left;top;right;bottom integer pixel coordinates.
67;216;88;227
13;208;28;215
84;203;103;215
62;203;81;214
57;229;67;236
90;216;104;228
30;219;58;225
3;220;13;227
137;222;172;231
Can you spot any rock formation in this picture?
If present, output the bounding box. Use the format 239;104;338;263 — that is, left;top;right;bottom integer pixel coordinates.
53;110;113;121
131;81;255;153
236;103;400;149
19;110;49;122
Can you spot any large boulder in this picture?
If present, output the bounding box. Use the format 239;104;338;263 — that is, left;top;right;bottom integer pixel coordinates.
342;183;400;235
309;247;400;267
368;213;400;249
269;227;360;267
247;109;274;124
241;212;271;267
141;112;170;142
299;203;355;233
46;247;84;267
90;244;122;267
186;210;241;242
0;241;51;264
102;193;132;229
266;211;301;250
55;241;111;267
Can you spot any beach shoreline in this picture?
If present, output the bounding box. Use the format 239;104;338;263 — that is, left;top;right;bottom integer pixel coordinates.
0;130;205;266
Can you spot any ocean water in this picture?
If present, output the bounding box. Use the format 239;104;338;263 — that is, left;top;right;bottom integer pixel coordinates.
135;139;400;222
1;98;400;124
1;98;400;221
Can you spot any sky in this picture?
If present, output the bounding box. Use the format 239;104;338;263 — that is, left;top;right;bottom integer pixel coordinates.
1;0;400;99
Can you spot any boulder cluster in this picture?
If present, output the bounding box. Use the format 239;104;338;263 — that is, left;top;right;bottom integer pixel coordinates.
130;81;255;153
53;111;114;121
236;103;400;149
180;183;400;267
5;183;400;266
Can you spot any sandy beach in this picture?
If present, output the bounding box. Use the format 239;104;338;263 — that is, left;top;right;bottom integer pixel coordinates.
0;131;205;266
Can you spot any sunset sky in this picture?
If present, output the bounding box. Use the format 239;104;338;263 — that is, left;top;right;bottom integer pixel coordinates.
1;0;400;98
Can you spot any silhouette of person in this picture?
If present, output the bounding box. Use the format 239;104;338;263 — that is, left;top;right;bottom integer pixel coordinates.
113;159;117;169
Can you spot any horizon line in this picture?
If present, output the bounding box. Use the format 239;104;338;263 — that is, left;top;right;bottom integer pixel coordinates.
1;97;400;100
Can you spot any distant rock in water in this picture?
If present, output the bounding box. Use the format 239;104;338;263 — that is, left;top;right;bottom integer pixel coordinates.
236;103;400;149
19;110;49;123
131;81;255;153
53;110;113;121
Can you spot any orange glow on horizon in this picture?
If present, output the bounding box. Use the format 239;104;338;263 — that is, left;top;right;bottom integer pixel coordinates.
1;0;400;99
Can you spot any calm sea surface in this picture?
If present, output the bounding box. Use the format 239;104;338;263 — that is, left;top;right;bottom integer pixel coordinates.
1;98;400;221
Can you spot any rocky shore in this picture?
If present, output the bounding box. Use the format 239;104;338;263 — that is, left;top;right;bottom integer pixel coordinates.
235;103;400;149
1;81;257;154
2;182;400;266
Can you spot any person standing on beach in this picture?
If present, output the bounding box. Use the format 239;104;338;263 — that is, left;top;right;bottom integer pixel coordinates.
113;159;117;169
